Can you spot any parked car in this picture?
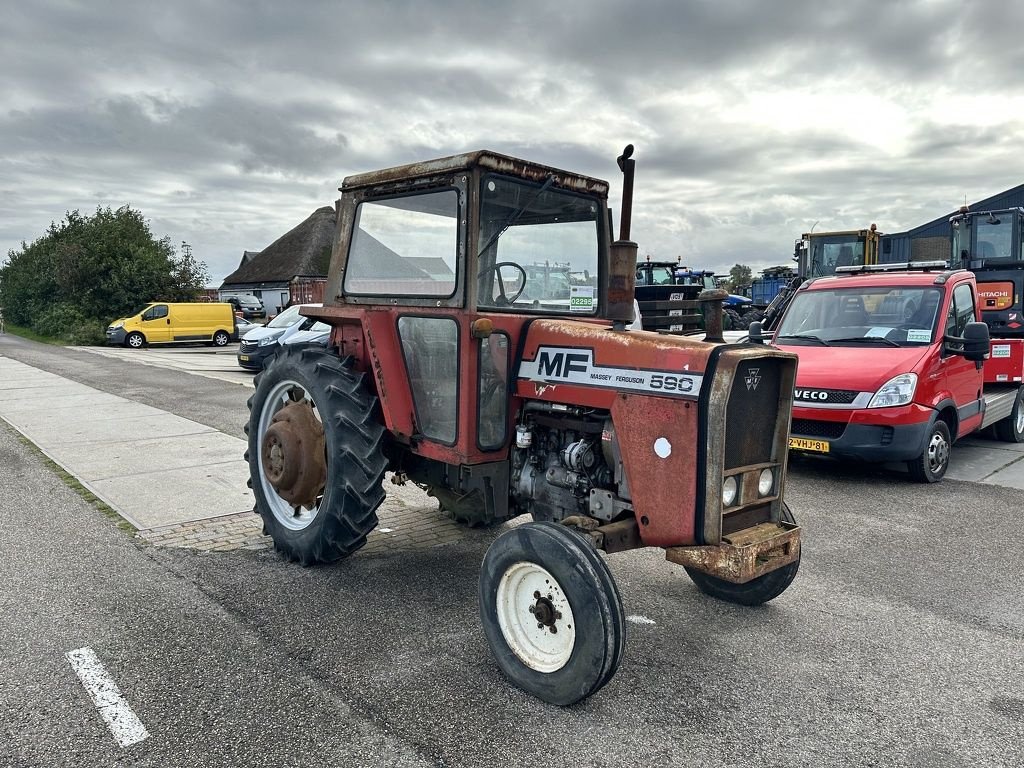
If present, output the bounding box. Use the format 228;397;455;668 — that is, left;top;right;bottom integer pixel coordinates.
280;320;330;348
225;294;266;320
237;304;321;370
107;302;236;348
235;317;263;337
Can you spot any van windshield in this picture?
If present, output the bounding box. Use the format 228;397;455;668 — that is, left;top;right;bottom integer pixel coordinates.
776;286;942;346
267;305;304;328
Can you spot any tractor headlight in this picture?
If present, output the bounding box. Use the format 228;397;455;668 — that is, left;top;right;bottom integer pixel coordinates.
722;475;738;507
868;373;918;408
757;467;774;496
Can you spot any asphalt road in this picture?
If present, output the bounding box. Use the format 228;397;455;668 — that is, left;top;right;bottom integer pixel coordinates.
1;333;1022;767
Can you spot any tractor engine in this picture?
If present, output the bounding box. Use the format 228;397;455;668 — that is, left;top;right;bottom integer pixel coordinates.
511;404;624;523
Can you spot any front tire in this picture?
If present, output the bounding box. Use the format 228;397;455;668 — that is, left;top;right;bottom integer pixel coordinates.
907;419;951;483
246;346;387;565
479;522;625;705
125;332;145;349
995;388;1024;443
685;503;800;606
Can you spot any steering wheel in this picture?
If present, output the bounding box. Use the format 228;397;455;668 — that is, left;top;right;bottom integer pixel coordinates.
481;261;528;306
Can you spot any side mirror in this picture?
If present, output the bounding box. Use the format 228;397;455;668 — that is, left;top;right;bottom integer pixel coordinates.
961;321;990;362
748;320;765;345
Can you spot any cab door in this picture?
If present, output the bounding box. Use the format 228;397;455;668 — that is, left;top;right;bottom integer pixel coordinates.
139;304;172;343
942;282;984;437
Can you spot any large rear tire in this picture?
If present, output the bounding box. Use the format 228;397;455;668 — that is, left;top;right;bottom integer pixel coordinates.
246;346;387;565
479;522;625;705
684;503;800;606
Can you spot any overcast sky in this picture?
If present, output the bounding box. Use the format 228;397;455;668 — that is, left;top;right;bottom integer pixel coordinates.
3;0;1023;283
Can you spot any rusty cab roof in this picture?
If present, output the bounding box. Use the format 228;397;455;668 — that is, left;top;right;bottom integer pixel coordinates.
340;150;610;198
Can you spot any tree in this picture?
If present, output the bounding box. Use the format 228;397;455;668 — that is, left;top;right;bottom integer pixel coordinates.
0;206;209;343
726;264;753;292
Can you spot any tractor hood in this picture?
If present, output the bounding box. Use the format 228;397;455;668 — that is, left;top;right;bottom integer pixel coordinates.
775;343;931;392
515;319;796;407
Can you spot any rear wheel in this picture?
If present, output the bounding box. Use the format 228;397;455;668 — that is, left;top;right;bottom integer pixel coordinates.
212;330;230;347
125;332;144;349
995;388;1024;443
907;419;951;483
246;346;387;564
479;522;624;705
723;308;743;331
684;503;800;606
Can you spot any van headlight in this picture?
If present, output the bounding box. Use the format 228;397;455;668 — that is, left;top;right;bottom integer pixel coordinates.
868;373;917;408
258;332;283;347
109;321;124;330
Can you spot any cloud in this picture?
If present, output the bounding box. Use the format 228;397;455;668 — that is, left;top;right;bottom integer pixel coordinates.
2;1;1023;282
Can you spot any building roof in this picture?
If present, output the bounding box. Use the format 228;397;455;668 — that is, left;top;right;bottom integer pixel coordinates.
220;206;337;287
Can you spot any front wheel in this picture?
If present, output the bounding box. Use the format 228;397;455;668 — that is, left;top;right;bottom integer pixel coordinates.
125;332;145;349
246;346;387;564
479;522;625;705
907;419;951;483
995;388;1024;443
685;503;800;606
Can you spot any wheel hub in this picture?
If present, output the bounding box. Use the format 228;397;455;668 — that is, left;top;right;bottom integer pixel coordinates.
528;590;562;633
261;400;326;508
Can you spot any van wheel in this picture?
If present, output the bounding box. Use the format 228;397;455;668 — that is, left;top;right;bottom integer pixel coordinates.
907;419;951;482
995;388;1024;442
212;330;230;347
125;332;145;349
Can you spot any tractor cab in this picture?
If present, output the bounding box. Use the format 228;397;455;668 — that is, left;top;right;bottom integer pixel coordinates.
950;207;1024;335
795;226;881;278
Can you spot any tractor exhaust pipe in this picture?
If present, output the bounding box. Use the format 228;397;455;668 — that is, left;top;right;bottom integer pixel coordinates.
607;145;638;329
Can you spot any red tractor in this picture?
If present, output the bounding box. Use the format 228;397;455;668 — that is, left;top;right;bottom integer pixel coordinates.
246;146;801;705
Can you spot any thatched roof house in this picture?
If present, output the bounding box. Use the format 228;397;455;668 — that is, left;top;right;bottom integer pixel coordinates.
219;206;337;313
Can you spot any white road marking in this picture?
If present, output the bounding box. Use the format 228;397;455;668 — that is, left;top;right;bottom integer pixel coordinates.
65;647;150;748
626;615;656;625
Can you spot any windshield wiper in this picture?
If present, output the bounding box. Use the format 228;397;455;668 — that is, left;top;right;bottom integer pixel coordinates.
776;334;831;346
476;175;555;258
830;336;901;347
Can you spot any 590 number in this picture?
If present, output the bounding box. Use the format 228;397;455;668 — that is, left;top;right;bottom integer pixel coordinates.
649;374;694;393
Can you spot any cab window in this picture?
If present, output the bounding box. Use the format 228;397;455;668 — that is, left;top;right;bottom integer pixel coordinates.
344;190;459;297
142;305;168;321
476;174;601;314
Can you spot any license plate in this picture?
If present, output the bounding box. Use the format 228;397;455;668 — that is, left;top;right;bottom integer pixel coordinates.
670;292;684;301
669;324;684;332
239;354;249;362
789;437;830;453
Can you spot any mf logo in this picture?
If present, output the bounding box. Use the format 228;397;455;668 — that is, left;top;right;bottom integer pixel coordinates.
744;367;761;391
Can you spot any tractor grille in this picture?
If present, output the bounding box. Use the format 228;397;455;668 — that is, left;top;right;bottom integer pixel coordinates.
791;418;846;440
724;358;783;468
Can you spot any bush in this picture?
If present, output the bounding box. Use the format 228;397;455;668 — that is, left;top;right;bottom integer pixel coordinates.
0;206;209;344
31;303;106;345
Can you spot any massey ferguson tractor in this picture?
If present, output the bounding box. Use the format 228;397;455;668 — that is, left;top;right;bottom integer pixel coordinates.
246;146;802;705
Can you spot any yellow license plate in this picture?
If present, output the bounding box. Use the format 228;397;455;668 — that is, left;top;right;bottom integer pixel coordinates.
239;354;249;361
789;437;830;453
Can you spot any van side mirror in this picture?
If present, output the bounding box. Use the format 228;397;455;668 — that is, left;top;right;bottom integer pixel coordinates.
952;321;990;363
